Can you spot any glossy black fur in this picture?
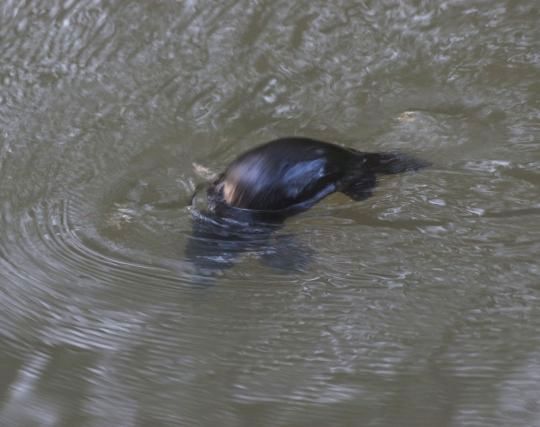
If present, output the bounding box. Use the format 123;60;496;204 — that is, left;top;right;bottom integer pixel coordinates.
207;137;427;222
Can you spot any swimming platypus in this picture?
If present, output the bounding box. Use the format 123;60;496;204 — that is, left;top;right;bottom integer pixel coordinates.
205;137;427;222
186;137;427;274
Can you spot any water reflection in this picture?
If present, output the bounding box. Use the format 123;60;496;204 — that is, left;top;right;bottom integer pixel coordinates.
186;204;313;276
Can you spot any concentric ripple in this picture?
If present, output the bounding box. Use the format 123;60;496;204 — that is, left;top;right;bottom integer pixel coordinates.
1;0;540;425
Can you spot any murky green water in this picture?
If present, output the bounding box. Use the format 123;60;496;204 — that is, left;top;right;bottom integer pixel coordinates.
1;1;539;426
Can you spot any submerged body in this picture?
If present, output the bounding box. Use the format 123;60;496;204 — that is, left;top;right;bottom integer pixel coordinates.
206;137;427;222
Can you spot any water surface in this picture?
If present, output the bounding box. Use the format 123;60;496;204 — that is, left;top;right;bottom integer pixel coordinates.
1;1;539;426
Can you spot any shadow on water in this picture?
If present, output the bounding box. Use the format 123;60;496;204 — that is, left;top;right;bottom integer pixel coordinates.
185;209;314;277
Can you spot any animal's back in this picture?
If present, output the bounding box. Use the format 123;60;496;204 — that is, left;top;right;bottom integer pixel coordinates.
209;137;427;214
219;138;355;211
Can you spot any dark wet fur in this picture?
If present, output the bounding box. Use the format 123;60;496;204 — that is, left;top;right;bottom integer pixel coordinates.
186;137;428;275
208;137;427;219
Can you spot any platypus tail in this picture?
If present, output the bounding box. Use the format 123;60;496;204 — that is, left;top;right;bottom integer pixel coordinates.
362;151;430;175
